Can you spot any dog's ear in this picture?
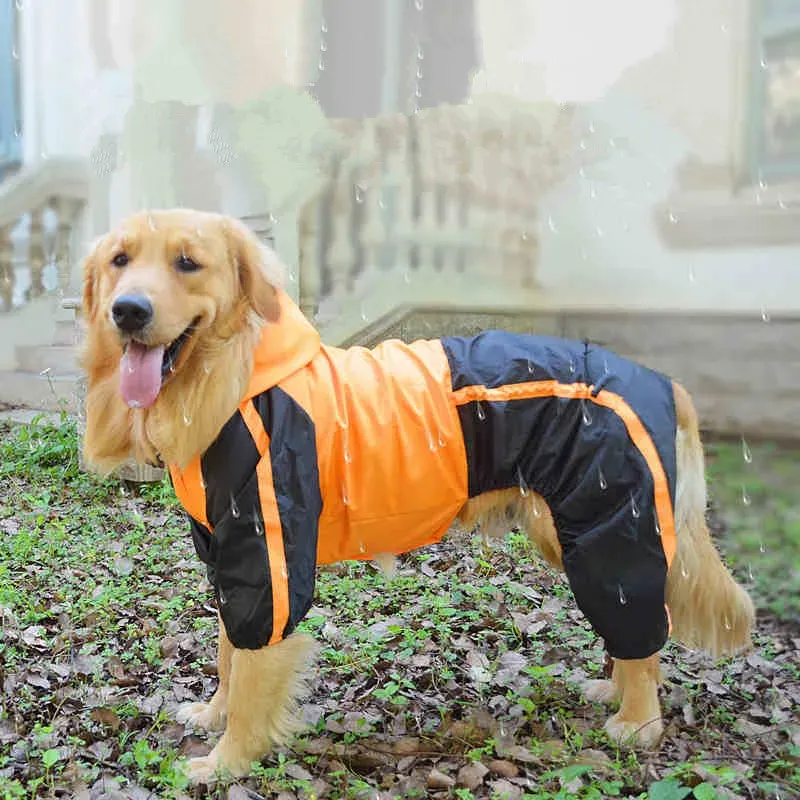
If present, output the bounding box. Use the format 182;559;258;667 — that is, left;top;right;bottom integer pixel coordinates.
81;237;104;323
223;217;281;323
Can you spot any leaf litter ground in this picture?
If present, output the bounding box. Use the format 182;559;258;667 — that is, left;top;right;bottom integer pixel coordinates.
0;418;797;799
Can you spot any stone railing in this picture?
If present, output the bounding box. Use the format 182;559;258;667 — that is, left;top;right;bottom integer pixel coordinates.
0;159;89;314
297;101;576;342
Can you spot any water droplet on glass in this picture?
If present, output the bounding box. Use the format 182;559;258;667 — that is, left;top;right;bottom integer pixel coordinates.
581;401;593;426
230;494;240;519
547;215;558;233
741;486;751;506
760;307;770;323
618;585;627;605
630;493;640;519
741;437;752;464
476;401;486;421
598;468;607;491
517;466;528;497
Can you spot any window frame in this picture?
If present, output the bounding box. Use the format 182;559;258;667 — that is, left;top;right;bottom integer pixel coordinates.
746;0;800;183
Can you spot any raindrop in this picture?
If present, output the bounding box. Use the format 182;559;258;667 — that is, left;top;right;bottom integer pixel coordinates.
720;22;729;33
11;44;19;60
618;585;627;605
747;563;754;582
230;495;240;519
203;363;212;375
759;176;768;191
654;510;661;536
359;540;366;553
182;402;192;426
759;540;766;554
594;225;604;238
40;149;48;161
281;564;288;579
778;198;787;210
741;437;752;463
320;40;328;53
668;210;678;224
354;183;366;203
321;20;328;33
581;401;593;426
517;466;528;497
688;264;696;284
218;590;227;605
318;55;325;71
681;564;689;579
588;121;596;134
579;139;587;151
342;484;349;506
598;468;607;491
437;431;446;448
415;0;424;9
476;401;486;421
724;616;731;630
417;44;424;61
147;215;157;232
527;360;535;374
760;56;768;70
14;0;23;9
403;268;411;284
568;358;576;374
427;428;437;452
199;476;206;489
255;517;264;538
741;486;751;506
589;185;596;199
415;85;422;99
13;124;20;138
359;304;368;322
532;498;541;518
378;195;386;209
547;215;558;233
521;231;528;242
630;493;640;519
343;444;352;463
760;307;771;323
603;357;609;374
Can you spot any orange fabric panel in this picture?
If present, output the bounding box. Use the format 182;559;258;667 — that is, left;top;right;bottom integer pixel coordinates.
451;380;677;572
169;456;211;532
240;401;291;645
278;339;470;565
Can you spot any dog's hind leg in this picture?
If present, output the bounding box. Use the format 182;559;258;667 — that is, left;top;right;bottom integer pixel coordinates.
177;617;232;732
184;632;318;783
603;654;663;749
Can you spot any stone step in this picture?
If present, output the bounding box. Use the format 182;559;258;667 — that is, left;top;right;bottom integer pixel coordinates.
0;370;81;414
15;344;80;376
53;318;82;346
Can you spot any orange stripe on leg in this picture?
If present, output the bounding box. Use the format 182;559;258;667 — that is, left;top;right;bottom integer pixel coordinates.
240;401;291;646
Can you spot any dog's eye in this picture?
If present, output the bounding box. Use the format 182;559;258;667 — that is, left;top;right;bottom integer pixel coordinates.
175;254;202;273
111;252;129;268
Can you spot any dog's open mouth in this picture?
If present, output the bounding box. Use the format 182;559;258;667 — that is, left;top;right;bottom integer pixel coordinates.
119;319;198;409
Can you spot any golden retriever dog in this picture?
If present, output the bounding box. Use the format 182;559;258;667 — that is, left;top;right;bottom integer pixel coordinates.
81;209;755;783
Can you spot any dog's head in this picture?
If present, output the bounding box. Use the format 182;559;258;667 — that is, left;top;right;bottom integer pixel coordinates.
82;209;281;409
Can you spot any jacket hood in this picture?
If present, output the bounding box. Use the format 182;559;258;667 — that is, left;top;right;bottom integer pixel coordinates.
243;290;322;401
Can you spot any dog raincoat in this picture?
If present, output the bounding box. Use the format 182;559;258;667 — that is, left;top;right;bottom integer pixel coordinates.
169;291;678;661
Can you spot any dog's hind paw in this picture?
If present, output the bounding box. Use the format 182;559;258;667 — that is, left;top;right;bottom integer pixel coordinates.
176;701;226;732
604;712;663;750
583;679;619;705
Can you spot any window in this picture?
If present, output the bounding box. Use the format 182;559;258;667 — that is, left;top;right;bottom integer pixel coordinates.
748;0;800;183
0;0;22;180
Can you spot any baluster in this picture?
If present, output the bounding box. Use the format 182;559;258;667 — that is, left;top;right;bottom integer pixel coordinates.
0;224;14;311
27;207;46;300
358;119;388;285
298;194;322;320
415;109;439;271
49;196;84;294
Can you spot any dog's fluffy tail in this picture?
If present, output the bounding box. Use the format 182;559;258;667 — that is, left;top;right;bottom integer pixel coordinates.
666;382;755;658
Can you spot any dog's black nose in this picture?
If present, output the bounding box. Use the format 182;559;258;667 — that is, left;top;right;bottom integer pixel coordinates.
111;294;154;333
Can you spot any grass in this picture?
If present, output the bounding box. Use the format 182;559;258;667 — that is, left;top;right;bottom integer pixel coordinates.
0;415;797;799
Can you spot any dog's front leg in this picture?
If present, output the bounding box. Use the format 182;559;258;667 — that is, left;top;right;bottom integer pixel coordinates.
184;632;318;783
177;618;232;732
602;654;664;749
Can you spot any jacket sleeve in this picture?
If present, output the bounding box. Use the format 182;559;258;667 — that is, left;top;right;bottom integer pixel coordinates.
213;392;323;650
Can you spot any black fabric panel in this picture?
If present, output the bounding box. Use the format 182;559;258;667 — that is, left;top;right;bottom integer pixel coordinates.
441;331;675;660
201;408;261;527
189;516;217;587
254;388;322;642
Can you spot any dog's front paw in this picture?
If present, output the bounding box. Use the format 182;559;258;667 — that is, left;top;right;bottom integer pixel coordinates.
176;701;226;732
583;679;619;705
184;753;221;785
604;712;663;750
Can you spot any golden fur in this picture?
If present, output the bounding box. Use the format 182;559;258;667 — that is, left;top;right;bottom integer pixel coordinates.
81;209;755;783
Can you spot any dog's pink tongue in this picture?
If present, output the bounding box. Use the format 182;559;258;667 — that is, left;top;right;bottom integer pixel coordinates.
119;342;165;409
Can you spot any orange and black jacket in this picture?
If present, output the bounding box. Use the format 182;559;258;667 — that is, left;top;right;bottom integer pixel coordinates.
170;292;678;661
